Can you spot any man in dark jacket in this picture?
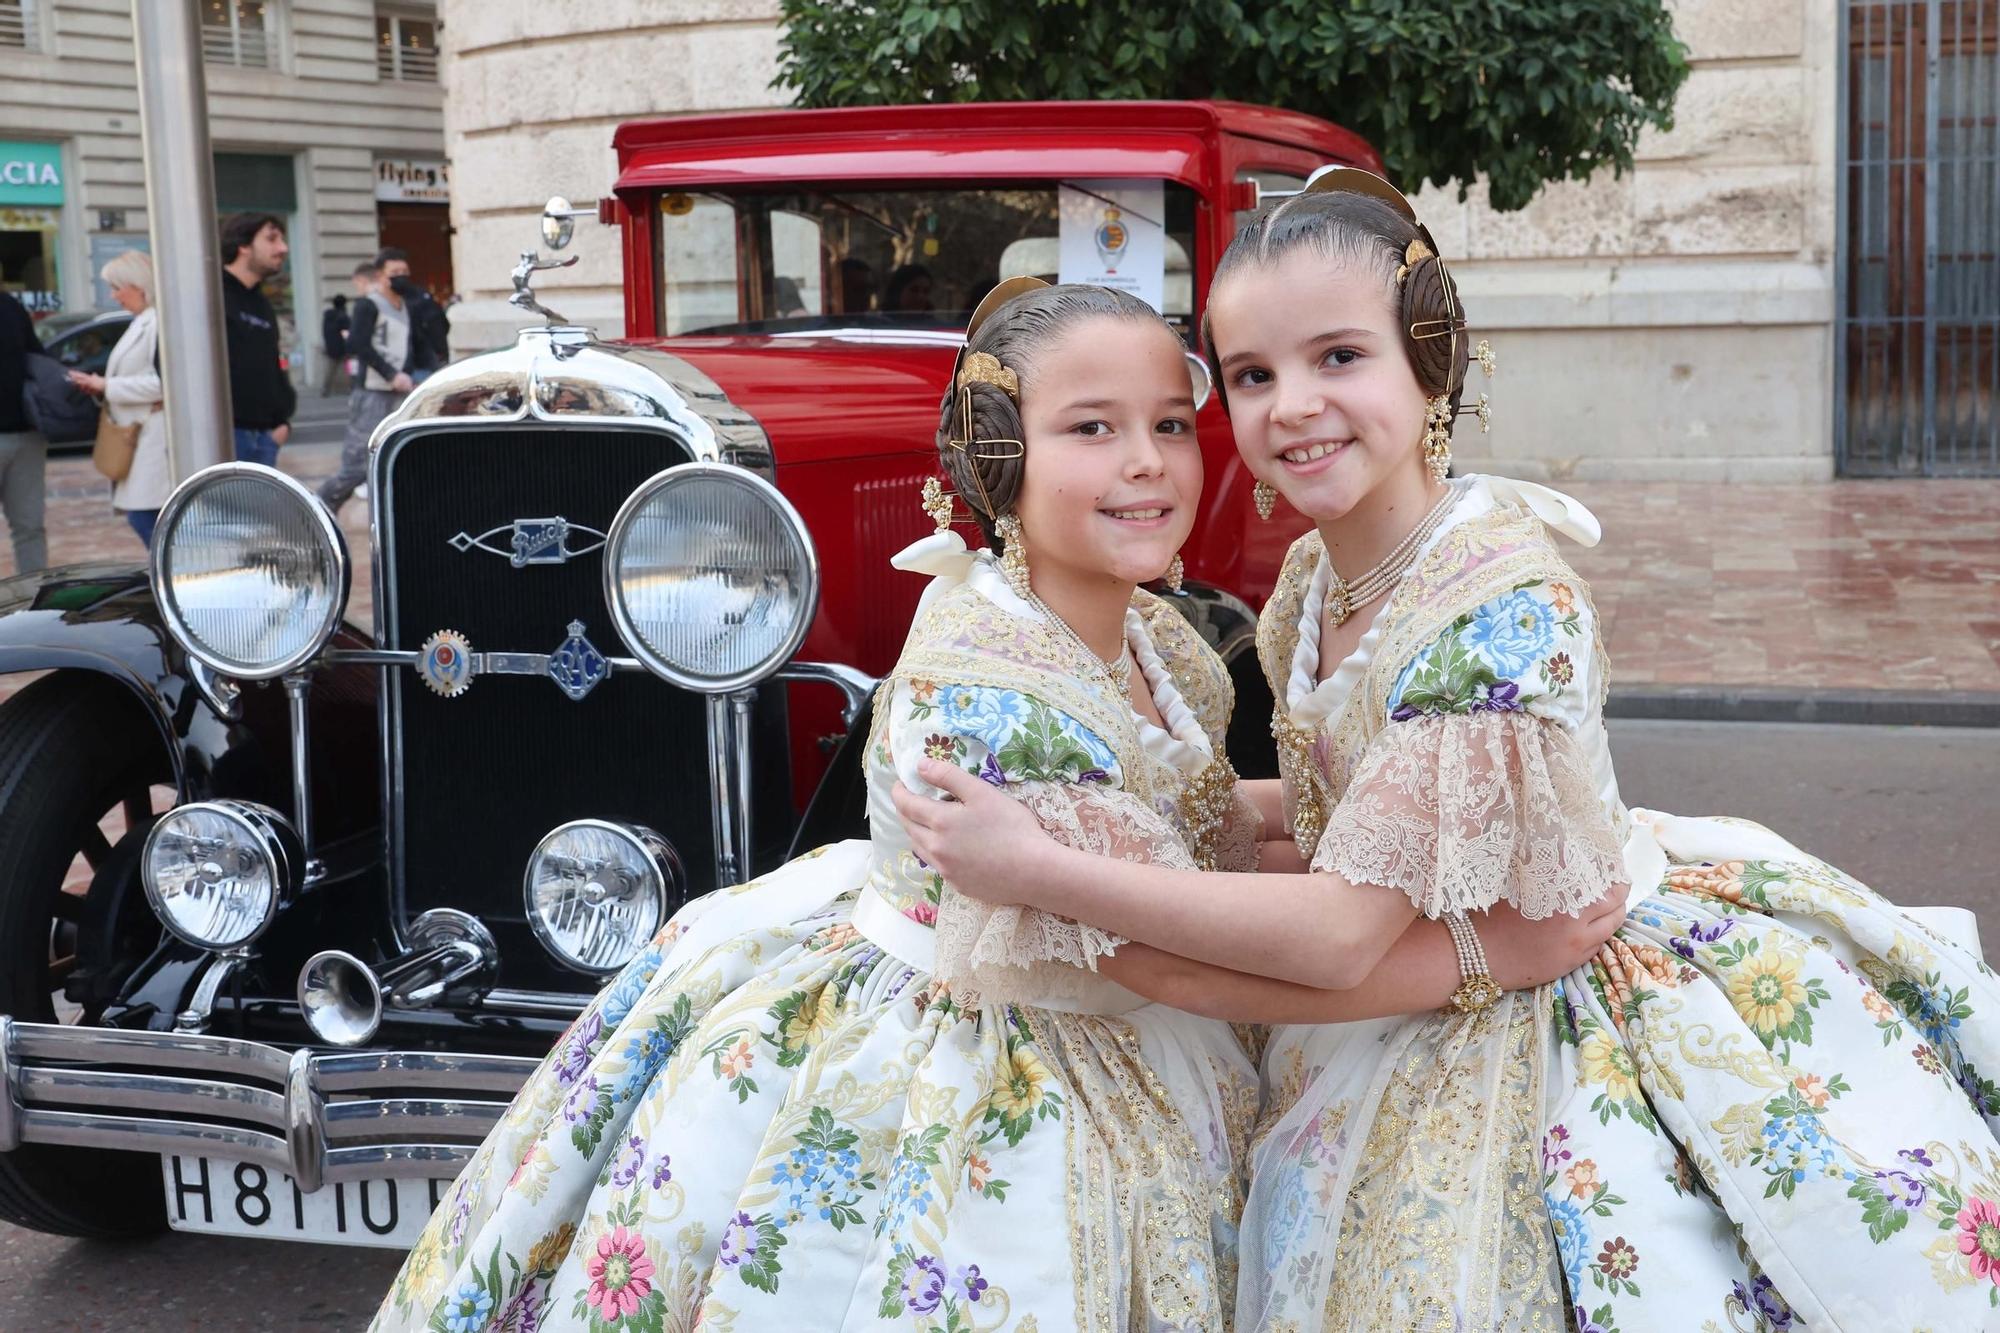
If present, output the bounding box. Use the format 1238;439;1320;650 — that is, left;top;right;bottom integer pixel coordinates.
221;212;297;466
375;248;450;378
0;290;47;572
320;294;350;396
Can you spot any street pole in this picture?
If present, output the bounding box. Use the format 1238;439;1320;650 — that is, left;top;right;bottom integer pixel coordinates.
132;0;231;481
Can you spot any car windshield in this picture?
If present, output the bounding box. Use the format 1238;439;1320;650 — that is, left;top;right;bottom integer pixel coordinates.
652;181;1199;341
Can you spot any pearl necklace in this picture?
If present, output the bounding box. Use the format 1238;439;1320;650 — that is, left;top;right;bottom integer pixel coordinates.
1022;589;1133;699
1325;484;1461;628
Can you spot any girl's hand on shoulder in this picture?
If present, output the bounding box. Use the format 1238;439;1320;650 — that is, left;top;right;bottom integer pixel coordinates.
1477;885;1626;989
891;758;1050;906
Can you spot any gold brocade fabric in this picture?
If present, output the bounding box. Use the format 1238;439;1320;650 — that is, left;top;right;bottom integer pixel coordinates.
1241;503;1589;1331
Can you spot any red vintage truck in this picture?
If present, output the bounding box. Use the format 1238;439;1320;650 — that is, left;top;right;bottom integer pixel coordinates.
0;100;1375;1247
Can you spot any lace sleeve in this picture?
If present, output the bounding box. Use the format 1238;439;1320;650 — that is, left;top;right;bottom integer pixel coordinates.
1312;711;1623;919
932;781;1200;1005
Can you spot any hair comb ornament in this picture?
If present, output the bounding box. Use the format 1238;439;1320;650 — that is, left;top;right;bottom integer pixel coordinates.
1395;238;1435;286
919;476;957;534
956;352;1018;397
1471;339;1496;378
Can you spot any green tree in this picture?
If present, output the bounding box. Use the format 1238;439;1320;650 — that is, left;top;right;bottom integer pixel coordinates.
775;0;1688;211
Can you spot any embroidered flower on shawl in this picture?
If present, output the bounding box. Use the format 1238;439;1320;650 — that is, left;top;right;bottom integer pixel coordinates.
933;684;1118;783
902;1254;947;1314
1727;950;1809;1038
957;1264;990;1302
610;1132;646;1187
1546;1195;1589;1289
1461;587;1558;676
442;1281;492;1333
717;1211;759;1266
553;1011;602;1087
1961;1196;2000;1283
1542;1123;1574;1173
1577;1029;1642;1105
988;1045;1054;1121
1876;1168;1928;1211
522;1221;577;1278
1594;1236;1639;1280
1731;1276;1798;1329
584;1227;655;1320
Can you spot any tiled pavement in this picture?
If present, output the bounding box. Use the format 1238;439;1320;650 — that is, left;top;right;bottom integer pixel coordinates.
6;450;1999;697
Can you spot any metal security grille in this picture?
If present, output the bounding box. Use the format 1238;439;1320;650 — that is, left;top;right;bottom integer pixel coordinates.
1838;0;2000;475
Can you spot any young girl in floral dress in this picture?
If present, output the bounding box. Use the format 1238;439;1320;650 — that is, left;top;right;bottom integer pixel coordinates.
899;178;2000;1331
373;280;1612;1333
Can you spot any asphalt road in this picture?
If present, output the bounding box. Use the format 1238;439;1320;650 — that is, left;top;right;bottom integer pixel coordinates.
1;719;1995;1331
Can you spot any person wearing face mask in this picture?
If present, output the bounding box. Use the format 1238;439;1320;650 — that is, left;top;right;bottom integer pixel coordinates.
896;174;2000;1331
318;259;409;512
373;247;450;380
369;280;1614;1333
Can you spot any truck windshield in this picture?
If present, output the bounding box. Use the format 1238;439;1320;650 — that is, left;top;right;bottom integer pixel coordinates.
652;181;1199;340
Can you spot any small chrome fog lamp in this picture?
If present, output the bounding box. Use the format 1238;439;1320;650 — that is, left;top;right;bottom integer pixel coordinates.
524;820;681;975
603;462;818;692
151;463;350;679
141;800;301;950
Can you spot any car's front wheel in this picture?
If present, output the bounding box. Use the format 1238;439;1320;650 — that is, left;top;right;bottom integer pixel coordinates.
0;672;173;1238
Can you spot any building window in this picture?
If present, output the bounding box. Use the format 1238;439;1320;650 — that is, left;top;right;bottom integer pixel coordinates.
203;0;275;69
0;0;40;53
377;9;437;82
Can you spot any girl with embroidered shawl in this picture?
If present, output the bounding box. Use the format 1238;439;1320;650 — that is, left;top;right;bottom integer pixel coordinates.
373;282;1609;1333
899;181;2000;1331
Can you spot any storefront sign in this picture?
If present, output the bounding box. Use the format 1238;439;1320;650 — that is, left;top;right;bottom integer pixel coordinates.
0;141;63;207
1057;179;1165;313
375;159;449;204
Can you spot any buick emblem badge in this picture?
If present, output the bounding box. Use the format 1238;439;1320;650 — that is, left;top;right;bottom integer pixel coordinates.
449;516;608;567
548;620;608;701
418;629;474;698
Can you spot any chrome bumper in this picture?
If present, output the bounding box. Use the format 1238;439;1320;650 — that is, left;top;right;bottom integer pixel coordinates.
0;1016;536;1192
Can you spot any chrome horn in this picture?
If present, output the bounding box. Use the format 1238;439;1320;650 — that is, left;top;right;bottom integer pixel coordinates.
298;909;498;1046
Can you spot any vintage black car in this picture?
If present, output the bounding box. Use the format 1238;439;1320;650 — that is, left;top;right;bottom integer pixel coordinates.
0;205;873;1248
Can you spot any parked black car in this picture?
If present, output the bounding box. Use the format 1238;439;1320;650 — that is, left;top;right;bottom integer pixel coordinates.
0;209;873;1248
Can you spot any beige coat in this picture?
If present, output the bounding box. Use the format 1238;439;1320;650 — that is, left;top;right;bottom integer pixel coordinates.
104;306;170;511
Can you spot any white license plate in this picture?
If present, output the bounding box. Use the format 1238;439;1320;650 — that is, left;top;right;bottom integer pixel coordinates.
160;1154;453;1248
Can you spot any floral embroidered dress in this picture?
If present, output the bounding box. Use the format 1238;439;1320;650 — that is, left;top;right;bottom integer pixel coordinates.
1238;475;2000;1333
372;539;1263;1333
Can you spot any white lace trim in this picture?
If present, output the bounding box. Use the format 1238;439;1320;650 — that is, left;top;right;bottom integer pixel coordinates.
932;781;1205;1005
1310;710;1625;920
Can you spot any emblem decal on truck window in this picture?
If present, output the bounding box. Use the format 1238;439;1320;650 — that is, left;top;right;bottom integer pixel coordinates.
448;517;607;568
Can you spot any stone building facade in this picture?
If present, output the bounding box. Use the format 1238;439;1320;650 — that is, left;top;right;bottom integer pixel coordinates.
438;0;1851;481
0;0;445;387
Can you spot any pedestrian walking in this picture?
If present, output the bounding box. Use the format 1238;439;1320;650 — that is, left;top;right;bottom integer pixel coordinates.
220;211;296;467
67;251;168;547
320;294;350;396
318;259;411;512
375;247;450;381
0;288;47;574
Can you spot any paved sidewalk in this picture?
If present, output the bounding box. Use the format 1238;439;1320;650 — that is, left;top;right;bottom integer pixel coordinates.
1560;479;2000;695
5;456;1997;700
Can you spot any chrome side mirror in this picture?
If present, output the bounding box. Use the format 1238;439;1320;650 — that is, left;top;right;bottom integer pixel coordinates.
541;195;594;251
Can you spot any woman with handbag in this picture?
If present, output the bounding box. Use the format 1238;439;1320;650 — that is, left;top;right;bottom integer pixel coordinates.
68;250;167;546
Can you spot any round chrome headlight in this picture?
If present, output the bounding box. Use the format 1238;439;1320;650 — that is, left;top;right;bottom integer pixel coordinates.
151;463;350;679
603;462;818;692
524;820;681;975
141;800;301;951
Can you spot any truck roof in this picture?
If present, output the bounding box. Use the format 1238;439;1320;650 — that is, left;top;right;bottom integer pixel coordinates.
613;99;1381;193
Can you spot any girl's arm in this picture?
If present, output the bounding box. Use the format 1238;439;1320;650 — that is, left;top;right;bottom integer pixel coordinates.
1099;897;1616;1022
1239;777;1288;835
897;758;1622;991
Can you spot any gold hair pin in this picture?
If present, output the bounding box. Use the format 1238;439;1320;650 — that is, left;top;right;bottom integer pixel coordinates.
1394;238;1435;286
956;351;1019;397
1471;339;1496;378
